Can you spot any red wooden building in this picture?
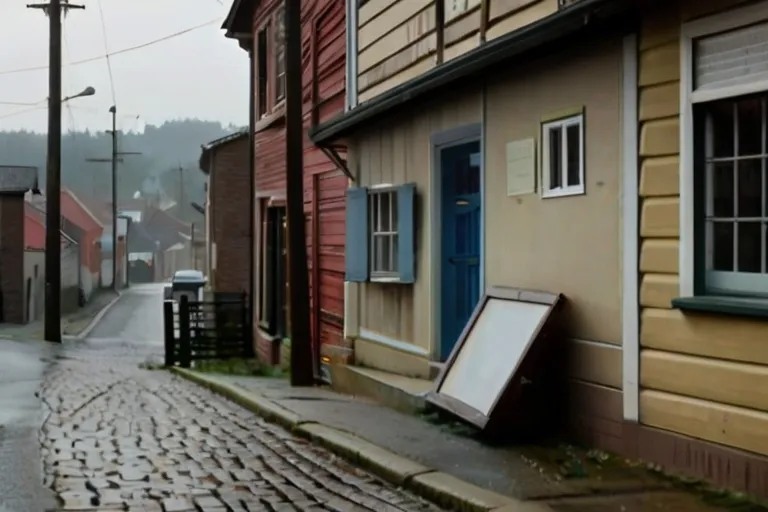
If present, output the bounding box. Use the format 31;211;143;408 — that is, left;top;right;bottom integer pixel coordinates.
222;0;349;372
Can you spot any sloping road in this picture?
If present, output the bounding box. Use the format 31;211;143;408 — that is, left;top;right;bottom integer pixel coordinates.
38;283;441;511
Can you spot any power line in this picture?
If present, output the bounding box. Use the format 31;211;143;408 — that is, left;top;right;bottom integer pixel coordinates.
0;105;46;119
95;0;116;104
0;17;222;77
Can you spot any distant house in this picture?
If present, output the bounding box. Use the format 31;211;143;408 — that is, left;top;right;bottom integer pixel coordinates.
30;188;105;301
142;205;197;280
199;130;250;295
0;166;40;323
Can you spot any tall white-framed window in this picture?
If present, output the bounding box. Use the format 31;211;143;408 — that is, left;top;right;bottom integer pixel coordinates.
369;188;399;278
541;114;585;198
681;2;768;299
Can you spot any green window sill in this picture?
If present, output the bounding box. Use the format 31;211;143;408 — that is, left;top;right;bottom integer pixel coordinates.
671;296;768;319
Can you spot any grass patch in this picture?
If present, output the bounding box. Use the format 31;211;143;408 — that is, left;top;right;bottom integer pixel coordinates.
192;358;287;378
641;464;768;511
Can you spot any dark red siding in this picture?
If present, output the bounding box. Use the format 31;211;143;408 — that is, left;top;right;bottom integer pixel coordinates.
302;0;349;364
250;0;348;367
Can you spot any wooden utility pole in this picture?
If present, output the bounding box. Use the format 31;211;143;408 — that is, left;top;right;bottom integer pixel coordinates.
285;1;313;386
28;0;84;343
86;112;140;292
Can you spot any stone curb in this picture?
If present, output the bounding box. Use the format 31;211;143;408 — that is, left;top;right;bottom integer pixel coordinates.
75;292;124;340
169;368;550;512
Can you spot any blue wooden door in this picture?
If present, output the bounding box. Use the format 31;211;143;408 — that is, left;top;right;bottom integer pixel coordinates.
440;141;482;360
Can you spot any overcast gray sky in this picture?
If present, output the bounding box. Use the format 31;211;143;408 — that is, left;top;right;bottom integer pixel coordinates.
0;0;249;133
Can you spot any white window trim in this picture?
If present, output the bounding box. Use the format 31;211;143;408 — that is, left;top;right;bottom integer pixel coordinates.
679;1;768;297
368;186;399;280
541;114;585;199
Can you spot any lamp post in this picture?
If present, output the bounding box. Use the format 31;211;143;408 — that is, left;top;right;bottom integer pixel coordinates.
28;0;87;343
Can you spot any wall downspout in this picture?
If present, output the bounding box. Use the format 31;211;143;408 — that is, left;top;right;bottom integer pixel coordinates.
248;41;256;328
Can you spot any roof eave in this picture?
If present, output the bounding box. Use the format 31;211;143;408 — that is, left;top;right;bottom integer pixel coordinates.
309;0;636;145
222;0;256;43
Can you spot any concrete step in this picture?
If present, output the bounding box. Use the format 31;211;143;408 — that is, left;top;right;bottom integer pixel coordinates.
329;365;434;415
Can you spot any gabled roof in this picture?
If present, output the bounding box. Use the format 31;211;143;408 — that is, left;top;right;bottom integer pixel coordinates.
199;130;249;175
144;206;191;236
31;189;105;233
25;203;74;249
127;222;160;253
222;0;256;39
0;166;39;193
61;188;104;232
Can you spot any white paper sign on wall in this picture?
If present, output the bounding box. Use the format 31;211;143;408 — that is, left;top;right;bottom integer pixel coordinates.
505;138;536;197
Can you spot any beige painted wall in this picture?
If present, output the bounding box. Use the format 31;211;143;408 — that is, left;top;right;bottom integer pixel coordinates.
349;36;626;378
485;37;623;345
348;88;483;359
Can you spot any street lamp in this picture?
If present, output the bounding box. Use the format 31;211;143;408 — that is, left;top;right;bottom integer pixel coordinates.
62;86;95;103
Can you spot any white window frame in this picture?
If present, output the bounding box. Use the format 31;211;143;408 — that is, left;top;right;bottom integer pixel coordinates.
368;185;399;281
540;114;585;198
680;1;768;298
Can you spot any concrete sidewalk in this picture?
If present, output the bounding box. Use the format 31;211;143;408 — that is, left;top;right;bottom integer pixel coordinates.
171;369;736;512
0;290;119;342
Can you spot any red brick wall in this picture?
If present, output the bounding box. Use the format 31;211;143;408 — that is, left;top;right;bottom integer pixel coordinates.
210;136;252;296
0;195;26;323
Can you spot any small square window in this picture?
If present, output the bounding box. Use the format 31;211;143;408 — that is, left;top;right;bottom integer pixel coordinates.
369;190;398;277
541;114;585;198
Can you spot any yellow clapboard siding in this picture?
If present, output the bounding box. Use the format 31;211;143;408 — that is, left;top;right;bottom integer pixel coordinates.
446;0;481;22
640;273;678;309
358;57;436;104
641;197;679;238
445;7;481;46
640;156;679;197
359;34;437;92
489;0;540;21
641;308;768;365
639;42;679;87
640;238;679;274
359;0;432;51
486;0;556;42
567;340;622;389
639;82;680;121
358;6;436;74
642;350;768;413
639;6;680;51
640;117;680;157
641;390;768;457
359;0;399;27
444;36;479;62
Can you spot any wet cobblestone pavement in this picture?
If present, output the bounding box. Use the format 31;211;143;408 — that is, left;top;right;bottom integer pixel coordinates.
39;286;441;511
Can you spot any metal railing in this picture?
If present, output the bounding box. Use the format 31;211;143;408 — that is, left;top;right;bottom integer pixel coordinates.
163;292;253;368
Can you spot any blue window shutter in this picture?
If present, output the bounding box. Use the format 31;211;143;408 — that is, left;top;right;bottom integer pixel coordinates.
397;183;416;283
345;187;369;282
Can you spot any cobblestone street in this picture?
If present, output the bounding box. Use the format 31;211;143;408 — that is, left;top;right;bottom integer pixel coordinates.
39;285;440;511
